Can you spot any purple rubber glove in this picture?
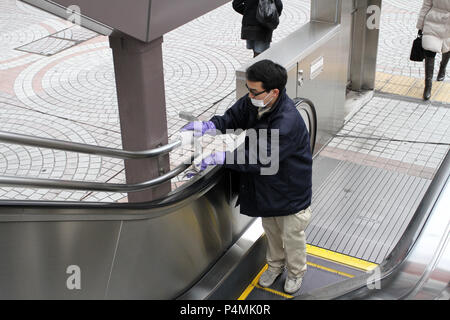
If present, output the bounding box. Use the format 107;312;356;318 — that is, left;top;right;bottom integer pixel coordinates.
185;152;225;179
199;151;226;171
180;121;217;137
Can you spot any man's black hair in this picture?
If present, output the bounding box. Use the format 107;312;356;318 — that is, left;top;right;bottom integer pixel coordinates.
245;59;288;92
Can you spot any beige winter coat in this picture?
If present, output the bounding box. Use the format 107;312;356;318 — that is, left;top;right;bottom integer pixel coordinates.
416;0;450;53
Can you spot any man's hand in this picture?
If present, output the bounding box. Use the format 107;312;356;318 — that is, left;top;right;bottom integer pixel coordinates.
180;121;217;137
198;151;226;171
185;151;226;178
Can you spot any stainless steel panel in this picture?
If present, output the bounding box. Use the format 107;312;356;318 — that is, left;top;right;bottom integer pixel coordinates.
179;219;266;300
106;180;241;299
286;65;298;100
147;0;229;42
311;0;340;24
0;171;253;299
296;32;347;149
50;0;149;40
0;221;121;299
236;22;341;86
21;0;229;42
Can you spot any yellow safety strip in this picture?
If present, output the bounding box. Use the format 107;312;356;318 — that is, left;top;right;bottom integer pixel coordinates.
307;261;355;279
254;284;294;299
238;244;379;300
306;244;378;272
238;264;294;300
237;264;268;300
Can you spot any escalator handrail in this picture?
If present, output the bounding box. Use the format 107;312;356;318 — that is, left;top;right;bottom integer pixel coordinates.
294;150;450;300
0;130;182;159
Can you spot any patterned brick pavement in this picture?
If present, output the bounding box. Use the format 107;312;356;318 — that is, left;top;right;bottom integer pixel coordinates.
0;0;448;203
0;0;310;202
378;0;449;80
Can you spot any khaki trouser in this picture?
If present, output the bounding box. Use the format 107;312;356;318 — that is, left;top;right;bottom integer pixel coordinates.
261;206;312;278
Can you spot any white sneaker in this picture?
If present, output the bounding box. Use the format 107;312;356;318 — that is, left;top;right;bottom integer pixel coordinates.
258;269;282;288
284;276;303;294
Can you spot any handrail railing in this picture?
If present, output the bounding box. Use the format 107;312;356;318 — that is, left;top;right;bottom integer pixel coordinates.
0;153;197;192
0;125;201;192
0;114;204;193
0;130;182;159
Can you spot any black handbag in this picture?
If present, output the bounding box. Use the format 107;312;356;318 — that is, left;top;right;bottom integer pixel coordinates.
256;0;279;30
410;32;424;62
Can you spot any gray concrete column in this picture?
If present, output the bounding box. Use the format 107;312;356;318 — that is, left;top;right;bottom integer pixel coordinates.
109;35;171;202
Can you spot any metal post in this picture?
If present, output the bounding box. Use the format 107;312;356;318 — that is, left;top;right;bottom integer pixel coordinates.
349;0;382;91
109;35;171;202
310;0;341;24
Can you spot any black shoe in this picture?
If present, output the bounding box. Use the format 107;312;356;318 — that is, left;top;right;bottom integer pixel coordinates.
437;52;449;81
423;56;435;100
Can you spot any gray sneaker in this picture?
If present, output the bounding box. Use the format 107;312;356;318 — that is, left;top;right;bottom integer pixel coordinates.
284;276;303;294
258;269;282;288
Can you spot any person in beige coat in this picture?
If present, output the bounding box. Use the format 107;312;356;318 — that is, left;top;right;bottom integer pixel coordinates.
416;0;450;100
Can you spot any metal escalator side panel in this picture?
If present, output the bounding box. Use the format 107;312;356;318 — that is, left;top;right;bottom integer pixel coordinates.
0;220;121;299
0;169;252;299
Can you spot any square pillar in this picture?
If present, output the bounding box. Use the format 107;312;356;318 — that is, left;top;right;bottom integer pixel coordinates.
110;35;171;202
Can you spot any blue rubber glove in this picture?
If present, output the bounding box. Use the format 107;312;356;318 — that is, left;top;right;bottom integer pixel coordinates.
180;121;217;137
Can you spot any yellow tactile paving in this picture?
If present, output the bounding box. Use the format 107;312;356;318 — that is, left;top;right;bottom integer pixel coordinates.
375;72;393;82
381;82;412;96
375;80;387;91
434;82;450;102
406;81;443;100
388;75;418;87
376;72;450;103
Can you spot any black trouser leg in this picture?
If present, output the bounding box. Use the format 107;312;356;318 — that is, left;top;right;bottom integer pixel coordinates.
423;56;435;100
437;52;450;81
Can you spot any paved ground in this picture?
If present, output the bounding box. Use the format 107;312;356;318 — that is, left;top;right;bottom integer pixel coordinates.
0;0;310;202
0;0;448;202
378;0;449;80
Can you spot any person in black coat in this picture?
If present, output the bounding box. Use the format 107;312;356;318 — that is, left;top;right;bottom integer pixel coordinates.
181;60;312;294
232;0;283;57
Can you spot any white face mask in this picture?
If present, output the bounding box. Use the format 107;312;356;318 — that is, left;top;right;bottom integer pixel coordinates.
250;91;274;108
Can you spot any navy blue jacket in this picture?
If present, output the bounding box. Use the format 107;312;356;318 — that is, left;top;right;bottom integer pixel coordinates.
210;89;312;217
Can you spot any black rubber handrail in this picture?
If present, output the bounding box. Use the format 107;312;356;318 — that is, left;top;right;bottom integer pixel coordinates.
294;97;317;154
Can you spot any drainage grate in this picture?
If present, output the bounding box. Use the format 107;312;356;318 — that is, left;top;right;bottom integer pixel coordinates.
15;26;98;56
